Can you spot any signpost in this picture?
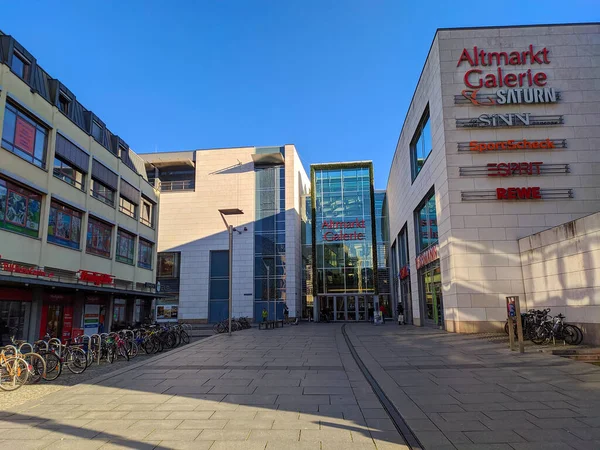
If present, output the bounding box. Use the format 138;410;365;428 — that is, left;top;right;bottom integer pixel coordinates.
506;296;524;353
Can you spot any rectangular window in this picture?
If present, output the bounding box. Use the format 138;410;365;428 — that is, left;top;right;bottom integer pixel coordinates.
116;229;136;265
90;179;115;207
158;252;179;278
47;201;82;249
411;106;432;180
2;102;49;168
119;196;137;219
11;52;30;81
0;177;41;238
53;157;84;190
210;250;229;300
415;191;438;254
86;217;112;258
138;239;153;269
140;197;154;227
58;92;71;115
91;120;103;142
399;223;409;268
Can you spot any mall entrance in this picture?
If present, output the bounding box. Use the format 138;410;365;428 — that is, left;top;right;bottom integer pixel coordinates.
317;295;374;322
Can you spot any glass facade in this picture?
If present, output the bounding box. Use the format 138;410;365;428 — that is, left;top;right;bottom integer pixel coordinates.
313;166;374;295
254;155;286;321
375;191;391;317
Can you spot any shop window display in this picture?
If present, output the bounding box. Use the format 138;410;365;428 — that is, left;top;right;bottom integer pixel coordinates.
47;201;82;249
0;177;41;238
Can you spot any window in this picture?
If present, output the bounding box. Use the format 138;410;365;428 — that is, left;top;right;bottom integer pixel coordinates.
53;157;84;190
119;196;137;219
399;224;409;268
86;217;112;258
11;52;30;81
90;179;115;207
2;103;49;168
138;239;153;269
0;177;41;238
158;253;179;278
47;201;82;249
91;121;103;142
116;229;135;265
410;106;432;180
210;251;229;300
140;198;154;227
415;191;438;254
58;93;71;115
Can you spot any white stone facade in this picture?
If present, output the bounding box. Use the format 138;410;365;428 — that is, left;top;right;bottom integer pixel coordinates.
147;145;308;322
387;24;600;332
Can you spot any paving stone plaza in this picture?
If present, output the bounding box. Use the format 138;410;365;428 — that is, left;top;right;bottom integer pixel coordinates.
2;324;600;449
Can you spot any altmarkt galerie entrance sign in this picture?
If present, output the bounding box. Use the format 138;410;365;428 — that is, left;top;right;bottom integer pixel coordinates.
321;219;366;242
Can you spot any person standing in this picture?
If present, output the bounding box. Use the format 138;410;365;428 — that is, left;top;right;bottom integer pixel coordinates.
379;304;386;324
262;307;268;323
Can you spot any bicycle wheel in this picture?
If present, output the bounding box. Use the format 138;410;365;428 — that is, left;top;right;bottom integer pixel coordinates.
563;325;579;345
66;348;88;374
0;357;29;391
118;344;130;361
40;352;62;381
531;325;551;345
180;331;190;345
569;325;584;345
23;352;46;384
127;341;139;359
166;333;177;349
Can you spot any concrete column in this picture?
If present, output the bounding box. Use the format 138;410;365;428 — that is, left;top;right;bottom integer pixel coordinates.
28;286;43;342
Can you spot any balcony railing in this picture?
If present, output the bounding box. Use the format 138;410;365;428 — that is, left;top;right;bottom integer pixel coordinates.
159;180;195;192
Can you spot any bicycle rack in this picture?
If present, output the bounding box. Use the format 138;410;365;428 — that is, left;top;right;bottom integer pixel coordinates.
35;340;49;353
18;342;34;354
48;338;62;357
90;334;101;365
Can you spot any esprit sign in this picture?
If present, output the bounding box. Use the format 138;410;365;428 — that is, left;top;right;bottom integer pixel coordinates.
321;219;366;242
457;45;550;89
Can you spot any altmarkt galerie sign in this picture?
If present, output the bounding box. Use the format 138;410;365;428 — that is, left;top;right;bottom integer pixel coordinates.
321;219;366;242
454;45;560;106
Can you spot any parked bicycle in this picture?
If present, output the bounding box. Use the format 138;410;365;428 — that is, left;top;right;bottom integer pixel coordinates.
504;308;583;345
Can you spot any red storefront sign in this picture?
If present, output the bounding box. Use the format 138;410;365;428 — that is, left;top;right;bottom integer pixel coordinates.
321;219;366;242
487;162;543;177
457;45;550;89
416;245;439;270
0;256;54;277
399;265;410;280
496;187;542;200
77;270;115;286
470;139;555;152
14;116;36;155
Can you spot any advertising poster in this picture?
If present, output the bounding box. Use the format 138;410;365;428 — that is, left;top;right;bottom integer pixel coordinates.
84;304;100;336
61;306;73;341
14;116;36;155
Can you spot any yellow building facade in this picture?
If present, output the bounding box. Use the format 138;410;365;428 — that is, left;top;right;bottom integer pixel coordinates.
0;32;160;342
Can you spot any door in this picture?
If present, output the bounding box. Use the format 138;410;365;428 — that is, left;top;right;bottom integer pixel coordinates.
357;296;366;321
423;263;443;326
347;296;356;321
335;297;345;321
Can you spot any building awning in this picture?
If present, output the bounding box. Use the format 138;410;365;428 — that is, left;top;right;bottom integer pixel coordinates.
0;274;170;298
252;152;285;166
145;159;195;169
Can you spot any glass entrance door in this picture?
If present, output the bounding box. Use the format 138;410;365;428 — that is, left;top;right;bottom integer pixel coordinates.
357;296;366;321
422;262;443;326
347;296;356;321
335;297;345;321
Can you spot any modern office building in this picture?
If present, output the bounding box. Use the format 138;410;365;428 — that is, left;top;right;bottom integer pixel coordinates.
303;162;391;322
386;23;600;332
0;31;161;342
143;146;309;323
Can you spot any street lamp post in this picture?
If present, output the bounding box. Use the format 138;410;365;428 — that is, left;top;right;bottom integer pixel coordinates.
218;208;244;337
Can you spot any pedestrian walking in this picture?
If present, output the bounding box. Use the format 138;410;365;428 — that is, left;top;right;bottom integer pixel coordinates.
379;304;386;324
283;304;289;323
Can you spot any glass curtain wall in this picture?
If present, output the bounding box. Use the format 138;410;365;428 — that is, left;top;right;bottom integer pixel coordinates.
313;166;375;295
301;194;313;319
254;165;286;321
374;191;391;317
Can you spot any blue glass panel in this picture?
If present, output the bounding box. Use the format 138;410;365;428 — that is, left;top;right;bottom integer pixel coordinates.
210;279;229;300
210;251;229;277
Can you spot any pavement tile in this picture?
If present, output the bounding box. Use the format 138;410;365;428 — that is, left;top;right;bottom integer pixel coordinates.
300;429;353;442
464;430;526;443
210;442;267;450
224;394;277;405
156;441;214;450
226;419;274;429
272;420;320;430
197;429;250;440
277;395;330;405
98;441;160;450
360;408;388;419
132;419;183;430
144;429;201;441
177;419;228;429
266;442;323;449
43;440;106;450
249;429;301;440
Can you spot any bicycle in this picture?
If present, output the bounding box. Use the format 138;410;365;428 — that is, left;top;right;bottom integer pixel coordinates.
0;346;30;391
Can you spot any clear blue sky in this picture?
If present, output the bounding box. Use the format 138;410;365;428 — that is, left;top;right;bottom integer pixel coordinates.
3;1;598;188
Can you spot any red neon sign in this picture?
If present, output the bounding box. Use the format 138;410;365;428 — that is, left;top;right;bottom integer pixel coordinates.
321;219;366;242
416;245;439;270
457;45;550;89
399;265;410;280
77;270;115;286
470;139;555;152
0;256;53;277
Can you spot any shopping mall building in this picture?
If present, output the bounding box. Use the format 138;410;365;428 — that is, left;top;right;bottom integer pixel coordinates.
386;23;600;333
0;31;161;342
